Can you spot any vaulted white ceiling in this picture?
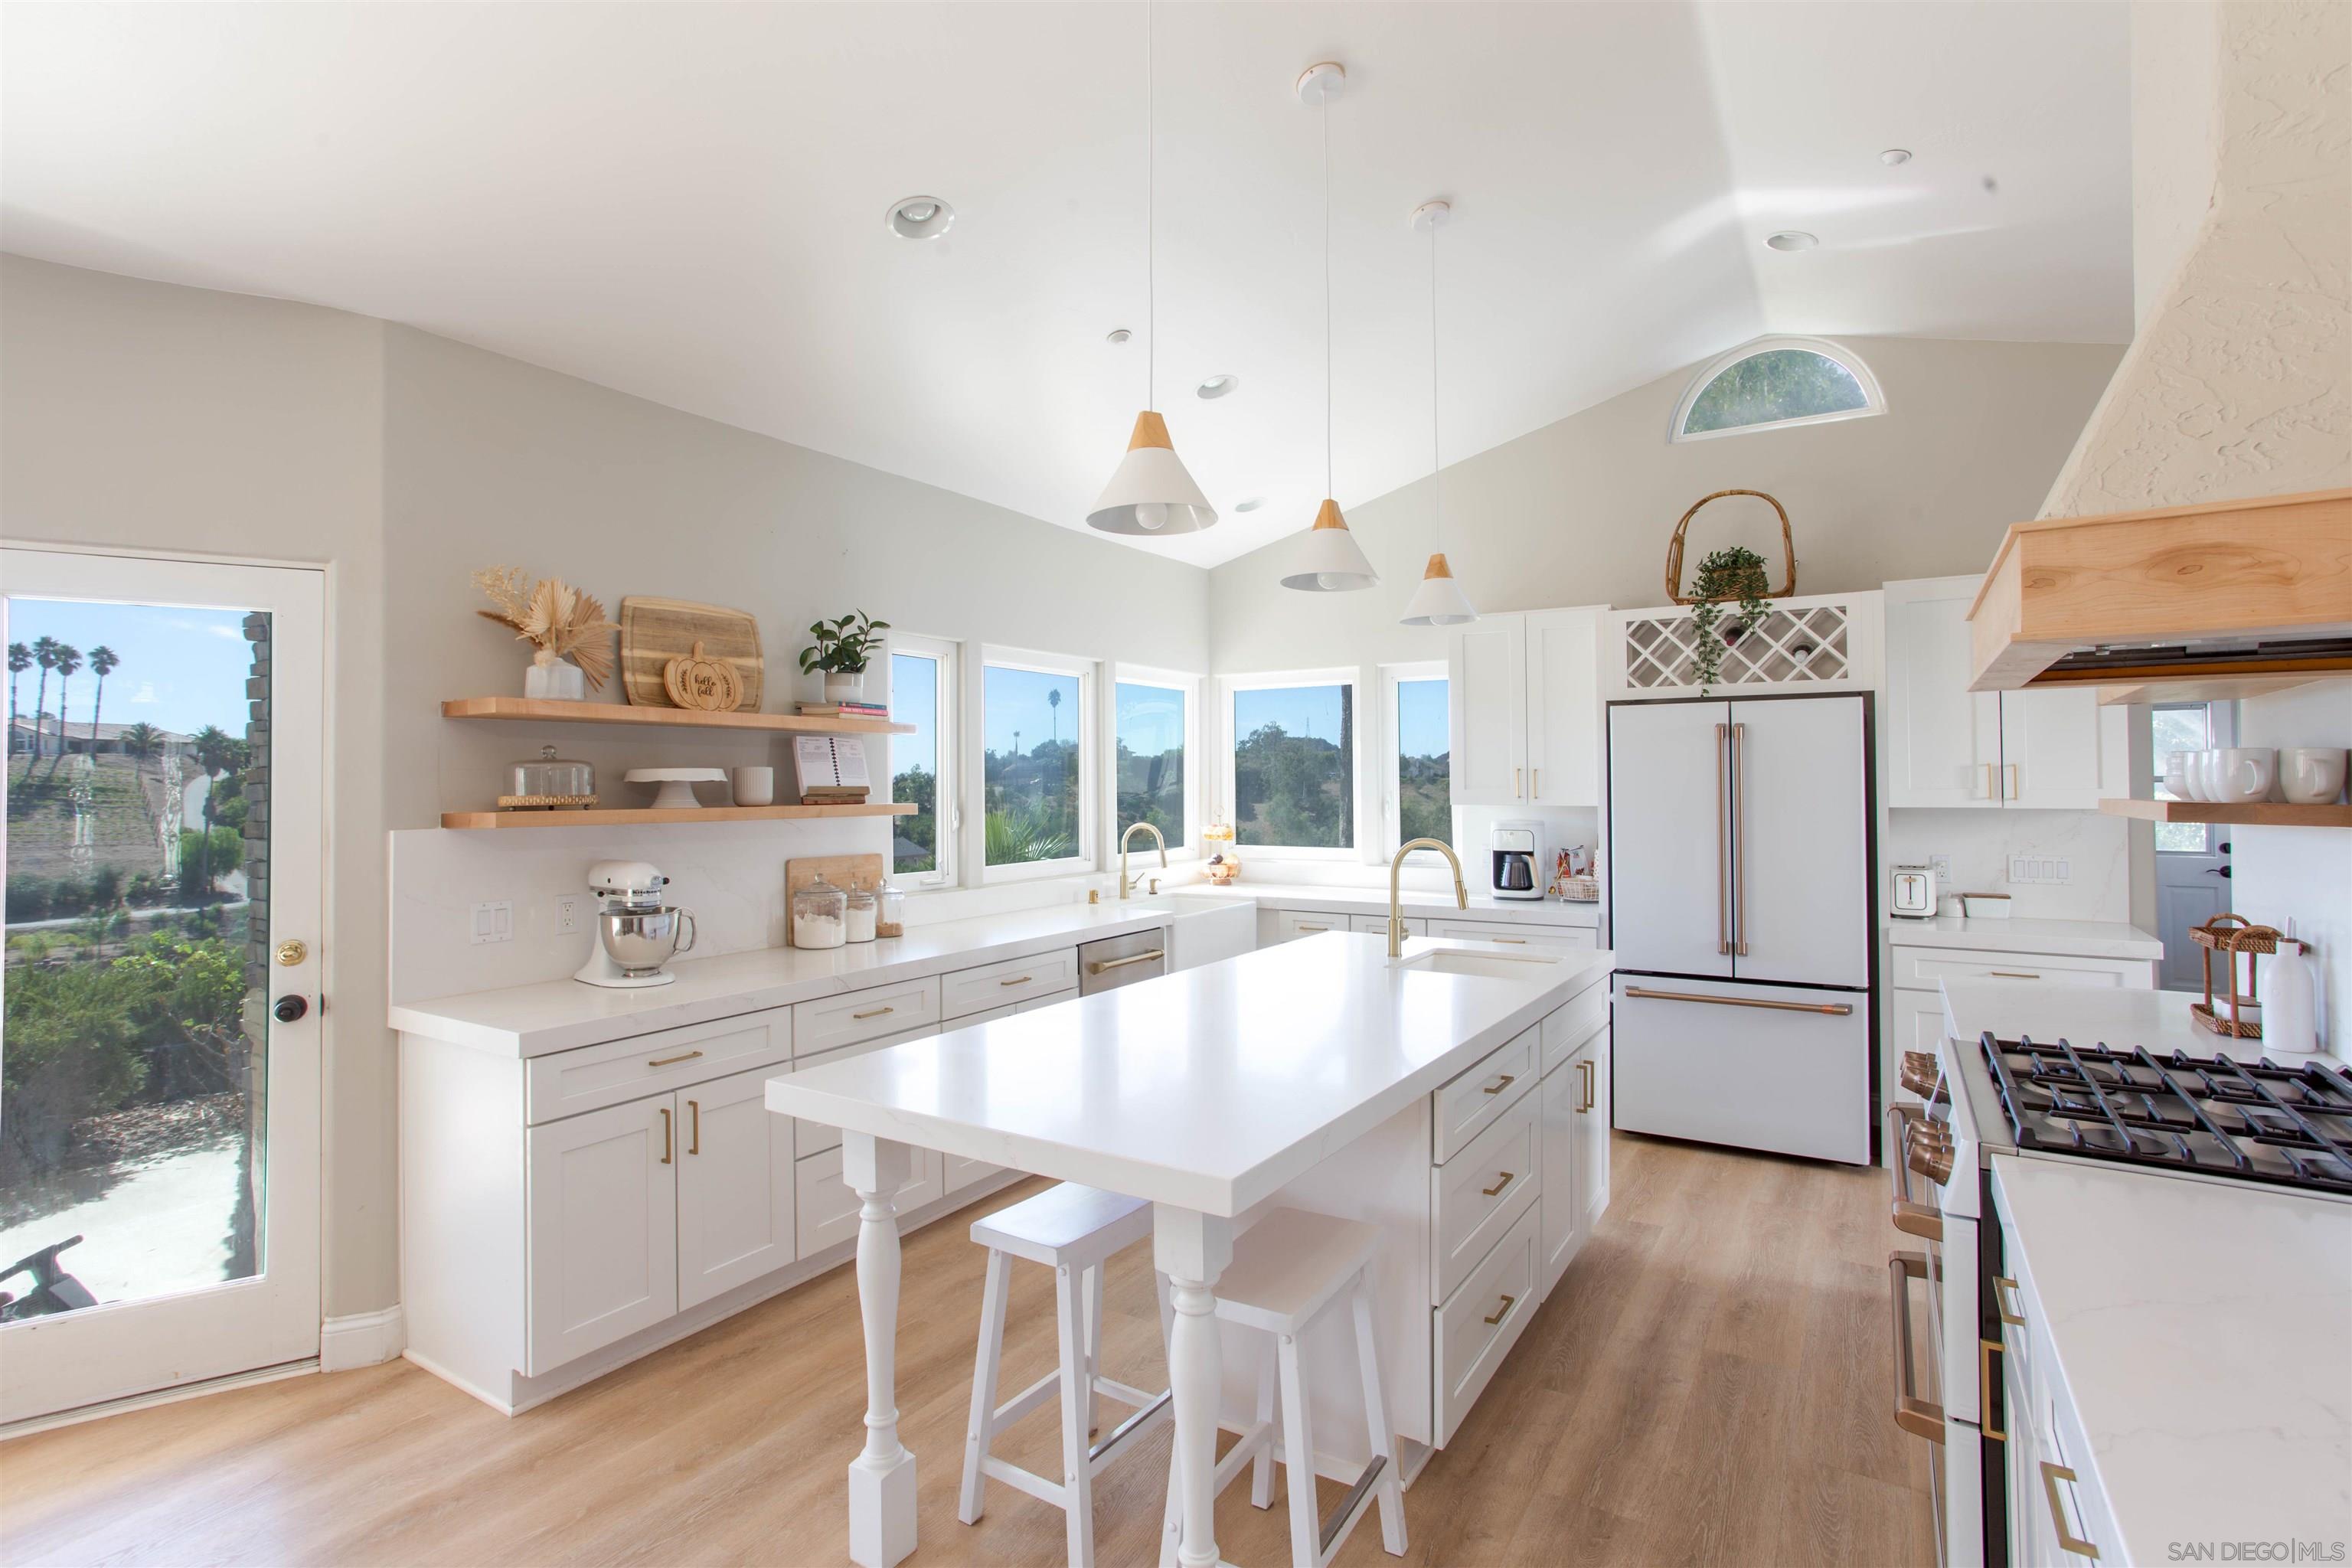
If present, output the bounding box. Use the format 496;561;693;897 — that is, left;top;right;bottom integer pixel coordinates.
0;2;2130;568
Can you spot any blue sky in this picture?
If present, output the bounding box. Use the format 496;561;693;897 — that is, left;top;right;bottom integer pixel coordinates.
1233;679;1449;758
985;665;1079;756
889;652;938;775
5;599;252;738
1396;678;1448;759
1116;682;1183;758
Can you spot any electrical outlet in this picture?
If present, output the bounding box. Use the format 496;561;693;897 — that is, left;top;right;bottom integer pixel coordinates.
555;895;583;935
1928;854;1953;884
470;900;514;944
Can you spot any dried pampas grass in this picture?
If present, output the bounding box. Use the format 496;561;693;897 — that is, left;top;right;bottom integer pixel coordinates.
474;566;616;690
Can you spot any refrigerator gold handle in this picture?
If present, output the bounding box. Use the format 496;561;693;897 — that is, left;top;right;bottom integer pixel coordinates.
1624;985;1854;1016
1732;722;1749;958
1714;723;1730;956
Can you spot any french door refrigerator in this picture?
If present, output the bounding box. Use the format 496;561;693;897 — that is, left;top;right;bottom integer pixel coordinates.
1606;694;1876;1165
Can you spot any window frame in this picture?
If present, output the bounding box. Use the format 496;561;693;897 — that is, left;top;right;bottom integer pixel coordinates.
1107;662;1202;866
1668;335;1886;444
882;632;958;890
1220;666;1365;863
1380;660;1453;862
976;643;1099;884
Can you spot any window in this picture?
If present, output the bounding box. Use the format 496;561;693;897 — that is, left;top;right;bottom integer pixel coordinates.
982;650;1092;875
1384;665;1452;854
1230;677;1357;853
887;635;956;884
1114;675;1191;855
2151;702;2223;854
1671;336;1883;442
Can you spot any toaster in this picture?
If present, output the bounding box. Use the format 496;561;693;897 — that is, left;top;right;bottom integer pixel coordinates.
1889;863;1938;920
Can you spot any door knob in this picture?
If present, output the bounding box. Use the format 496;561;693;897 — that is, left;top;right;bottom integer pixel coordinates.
273;995;309;1024
275;939;309;967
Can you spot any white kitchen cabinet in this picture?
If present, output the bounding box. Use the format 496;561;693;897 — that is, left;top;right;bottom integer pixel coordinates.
1428;917;1594;953
1883;577;2126;811
676;1065;797;1311
1524;607;1603;806
1272;908;1348;942
1538;1026;1610;1298
1579;1028;1610;1235
1447;606;1606;808
1449;615;1527;805
1350;913;1426;937
795;1144;944;1259
524;1096;678;1376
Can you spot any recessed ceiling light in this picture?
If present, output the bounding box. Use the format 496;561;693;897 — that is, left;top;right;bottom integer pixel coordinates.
886;195;954;240
1880;148;1913;166
1106;327;1132;344
1197;374;1239;400
1765;230;1819;252
1233;497;1265;512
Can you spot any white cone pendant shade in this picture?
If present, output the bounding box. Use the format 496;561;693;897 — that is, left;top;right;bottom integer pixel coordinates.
1088;411;1217;535
1400;553;1478;626
1279;498;1378;591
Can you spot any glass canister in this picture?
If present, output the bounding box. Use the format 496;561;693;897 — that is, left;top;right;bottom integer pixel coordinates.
879;888;904;936
505;743;596;805
844;887;878;944
792;874;848;949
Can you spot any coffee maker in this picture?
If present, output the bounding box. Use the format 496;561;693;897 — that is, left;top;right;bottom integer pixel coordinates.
575;860;698;988
1488;821;1545;901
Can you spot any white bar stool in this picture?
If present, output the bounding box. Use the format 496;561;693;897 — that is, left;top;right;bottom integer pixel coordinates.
959;1182;1174;1567
1159;1207;1408;1568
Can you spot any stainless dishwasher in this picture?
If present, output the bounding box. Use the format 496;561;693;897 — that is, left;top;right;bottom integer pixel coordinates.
1078;927;1167;995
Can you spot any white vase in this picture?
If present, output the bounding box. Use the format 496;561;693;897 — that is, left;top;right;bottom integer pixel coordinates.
823;671;864;703
525;659;587;701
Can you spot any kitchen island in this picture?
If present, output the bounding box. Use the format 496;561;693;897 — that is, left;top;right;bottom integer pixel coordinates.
766;931;1614;1568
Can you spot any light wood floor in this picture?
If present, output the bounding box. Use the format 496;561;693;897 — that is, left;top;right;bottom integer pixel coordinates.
2;1134;1934;1567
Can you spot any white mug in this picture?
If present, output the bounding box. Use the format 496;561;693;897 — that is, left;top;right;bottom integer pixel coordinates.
731;766;776;807
2282;747;2348;805
2213;748;2276;805
2164;750;2195;801
2184;750;2213;802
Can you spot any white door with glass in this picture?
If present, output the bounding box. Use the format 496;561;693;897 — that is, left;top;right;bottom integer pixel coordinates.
2;547;322;1423
2151;702;2234;990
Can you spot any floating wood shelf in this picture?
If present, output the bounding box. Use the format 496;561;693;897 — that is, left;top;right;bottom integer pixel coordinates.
442;696;913;735
441;803;919;830
2099;799;2352;827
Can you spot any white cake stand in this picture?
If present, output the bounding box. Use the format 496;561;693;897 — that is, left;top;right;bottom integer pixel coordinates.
624;768;728;810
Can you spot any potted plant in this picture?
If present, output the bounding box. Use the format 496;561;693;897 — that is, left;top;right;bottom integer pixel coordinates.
799;611;891;702
474;567;616;700
1687;546;1777;693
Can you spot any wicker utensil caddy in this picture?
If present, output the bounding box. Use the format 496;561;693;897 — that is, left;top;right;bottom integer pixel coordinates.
2187;913;2311;1039
1664;489;1798;606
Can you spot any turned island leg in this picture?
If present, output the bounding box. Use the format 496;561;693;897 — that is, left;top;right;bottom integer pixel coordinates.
1154;1204;1235;1568
841;1132;916;1568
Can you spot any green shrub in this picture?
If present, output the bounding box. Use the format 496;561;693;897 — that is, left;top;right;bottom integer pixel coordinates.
1;961;157;1171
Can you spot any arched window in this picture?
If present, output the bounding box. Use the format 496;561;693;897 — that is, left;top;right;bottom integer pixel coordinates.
1670;336;1885;442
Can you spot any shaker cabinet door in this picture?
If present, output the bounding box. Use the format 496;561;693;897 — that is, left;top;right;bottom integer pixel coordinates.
1449;614;1527;805
525;1096;678;1375
1538;1060;1584;1298
1524;607;1602;808
677;1067;796;1312
1883;578;2004;809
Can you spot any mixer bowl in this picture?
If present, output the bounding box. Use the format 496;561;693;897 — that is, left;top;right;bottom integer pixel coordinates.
598;906;696;974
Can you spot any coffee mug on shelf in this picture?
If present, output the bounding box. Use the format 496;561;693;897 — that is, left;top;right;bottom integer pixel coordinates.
2213;747;2277;805
2164;750;2195;802
2184;750;2214;802
2281;747;2348;805
731;766;776;808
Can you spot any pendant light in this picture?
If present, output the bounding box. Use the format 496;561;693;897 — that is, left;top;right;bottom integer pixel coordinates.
1280;60;1377;593
1088;2;1215;536
1400;199;1478;626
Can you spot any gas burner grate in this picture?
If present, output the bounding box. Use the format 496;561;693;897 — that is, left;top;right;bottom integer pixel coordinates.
1979;1034;2352;1195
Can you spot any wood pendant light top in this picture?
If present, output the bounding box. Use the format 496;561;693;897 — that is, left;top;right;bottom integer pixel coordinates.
1127;410;1174;451
1312;498;1351;531
1422;553;1454;579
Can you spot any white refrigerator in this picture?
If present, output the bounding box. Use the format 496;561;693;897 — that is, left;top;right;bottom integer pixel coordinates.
1606;694;1875;1165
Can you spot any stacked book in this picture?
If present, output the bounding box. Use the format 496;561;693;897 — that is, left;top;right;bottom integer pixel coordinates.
797;700;890;719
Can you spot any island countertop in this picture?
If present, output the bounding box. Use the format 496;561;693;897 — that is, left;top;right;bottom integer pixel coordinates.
766;933;1614;1217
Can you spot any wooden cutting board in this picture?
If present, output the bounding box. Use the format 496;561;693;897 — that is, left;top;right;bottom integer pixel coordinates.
619;596;764;711
786;854;899;942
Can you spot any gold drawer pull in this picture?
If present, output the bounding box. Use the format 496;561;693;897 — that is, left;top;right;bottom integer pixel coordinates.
1994;1275;2026;1327
852;1004;896;1020
1623;985;1853;1016
2039;1463;2099;1558
1483;1293;1517;1326
1492;937;1527;945
647;1050;704;1067
1980;1340;2004;1441
1089;949;1165;974
1577;1058;1595;1112
999;975;1034;987
1988;971;2041;980
1481;1073;1517;1096
1481;1171;1517;1197
1296;923;1329;933
658;1106;672;1165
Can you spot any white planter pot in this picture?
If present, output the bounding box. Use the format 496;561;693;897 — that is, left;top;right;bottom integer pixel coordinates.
823;671;864;703
524;660;587;701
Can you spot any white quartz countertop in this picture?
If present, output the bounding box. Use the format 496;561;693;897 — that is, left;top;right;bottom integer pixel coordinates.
390;899;1195;1057
1175;879;1602;926
767;934;1614;1216
1942;982;2258;1058
1885;914;2161;960
1991;1154;2352;1560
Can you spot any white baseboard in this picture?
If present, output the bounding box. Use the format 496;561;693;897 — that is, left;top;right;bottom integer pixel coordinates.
321;1305;407;1372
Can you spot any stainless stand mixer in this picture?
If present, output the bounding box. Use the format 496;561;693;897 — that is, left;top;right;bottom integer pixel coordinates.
574;860;697;988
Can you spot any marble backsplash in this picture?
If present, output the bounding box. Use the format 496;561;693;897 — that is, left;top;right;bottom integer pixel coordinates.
1883;807;2132;923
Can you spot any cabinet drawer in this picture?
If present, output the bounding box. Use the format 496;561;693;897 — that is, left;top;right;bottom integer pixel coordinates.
1429;918;1596;953
1890;946;2151;993
1539;978;1609;1076
1014;988;1077;1015
794;1145;943;1260
1431;1092;1541;1304
1432;1025;1537;1164
525;1008;790;1125
792;1023;957;1157
1349;914;1426;936
1432;1200;1540;1447
793;976;942;1057
942;948;1078;1019
1273;909;1346;942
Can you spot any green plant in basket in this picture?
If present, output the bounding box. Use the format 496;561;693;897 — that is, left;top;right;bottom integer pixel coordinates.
1687;546;1778;694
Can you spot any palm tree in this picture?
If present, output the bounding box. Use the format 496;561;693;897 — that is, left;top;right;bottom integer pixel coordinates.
27;635;59;767
87;645;118;754
42;644;80;780
8;642;28;762
191;724;240;899
1047;686;1062;747
121;722;163;822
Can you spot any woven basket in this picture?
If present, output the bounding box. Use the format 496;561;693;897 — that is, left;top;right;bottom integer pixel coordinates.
1664;490;1798;606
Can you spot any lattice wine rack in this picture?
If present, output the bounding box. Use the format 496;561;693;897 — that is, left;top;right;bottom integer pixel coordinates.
1608;593;1880;697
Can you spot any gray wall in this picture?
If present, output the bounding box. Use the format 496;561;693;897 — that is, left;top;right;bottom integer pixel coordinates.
1209;335;2125;674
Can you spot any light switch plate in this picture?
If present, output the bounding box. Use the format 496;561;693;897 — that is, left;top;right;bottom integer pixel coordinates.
471;900;514;944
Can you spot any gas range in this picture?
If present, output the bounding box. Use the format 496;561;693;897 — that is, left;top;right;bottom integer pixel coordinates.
1977;1034;2352;1197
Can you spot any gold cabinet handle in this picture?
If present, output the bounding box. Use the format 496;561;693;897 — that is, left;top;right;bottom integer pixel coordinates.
1491;936;1527;945
1980;1340;2005;1441
1531;768;1540;799
851;1004;896;1020
1987;971;2041;980
1481;1073;1517;1096
1982;761;1998;800
2005;763;2020;800
1297;923;1329;933
688;1099;700;1156
647;1049;704;1067
1483;1293;1517;1326
1514;766;1522;799
1624;985;1853;1016
999;974;1033;987
1994;1275;2026;1327
2039;1463;2099;1559
658;1106;673;1165
1089;949;1165;974
1481;1171;1517;1197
